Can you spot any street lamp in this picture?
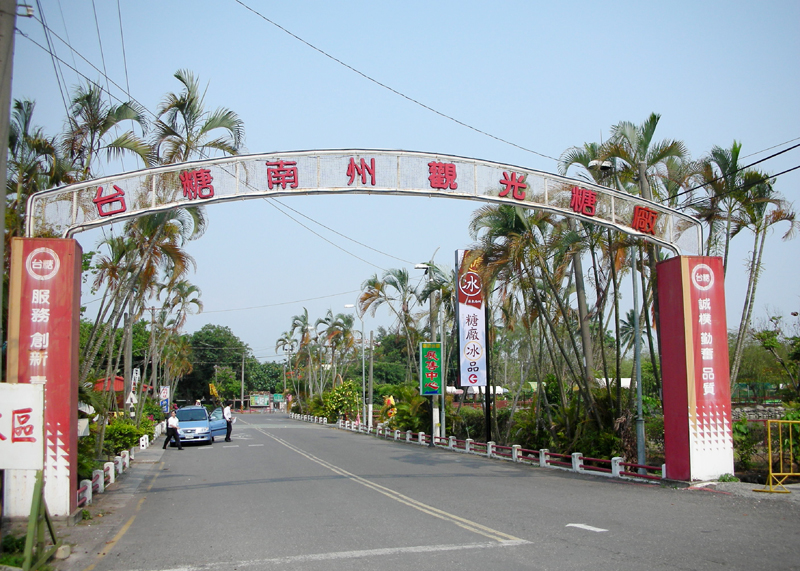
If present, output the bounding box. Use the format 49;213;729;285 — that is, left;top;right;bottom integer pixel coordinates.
416;262;441;446
344;304;366;425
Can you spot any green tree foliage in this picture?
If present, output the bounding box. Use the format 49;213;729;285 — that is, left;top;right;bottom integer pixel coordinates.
321;380;362;422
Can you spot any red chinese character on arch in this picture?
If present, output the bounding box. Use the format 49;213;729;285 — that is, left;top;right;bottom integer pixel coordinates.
499;172;527;201
93;185;127;217
346;157;376;186
631;205;659;235
12;408;36;443
266;160;298;189
428;161;458;190
180;168;215;200
570;186;597;216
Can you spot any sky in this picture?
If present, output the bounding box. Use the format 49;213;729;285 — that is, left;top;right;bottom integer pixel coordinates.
11;0;800;362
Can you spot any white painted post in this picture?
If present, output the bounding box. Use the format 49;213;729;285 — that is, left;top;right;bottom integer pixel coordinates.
487;441;495;458
419;432;425;444
539;449;549;468
512;445;521;462
465;438;473;453
394;430;400;441
121;450;130;470
323;418;328;425
661;463;666;479
114;456;123;475
104;462;115;484
612;457;623;478
406;430;412;442
129;447;135;461
139;435;149;449
92;469;104;494
80;480;92;506
449;436;456;449
572;452;584;473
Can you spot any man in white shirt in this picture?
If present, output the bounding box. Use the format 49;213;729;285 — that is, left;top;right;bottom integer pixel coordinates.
163;410;184;450
223;402;233;442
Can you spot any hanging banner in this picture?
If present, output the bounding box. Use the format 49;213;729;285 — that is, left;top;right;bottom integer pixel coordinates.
658;256;734;481
420;342;443;396
455;250;487;388
5;238;81;517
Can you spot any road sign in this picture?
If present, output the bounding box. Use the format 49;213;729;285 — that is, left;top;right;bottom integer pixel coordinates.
132;367;140;384
126;391;138;405
160;399;169;413
159;385;169;401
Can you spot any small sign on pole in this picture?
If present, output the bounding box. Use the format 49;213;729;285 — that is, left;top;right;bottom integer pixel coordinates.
159;385;170;413
420;342;443;396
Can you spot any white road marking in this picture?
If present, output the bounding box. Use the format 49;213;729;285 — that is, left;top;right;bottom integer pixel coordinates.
128;540;531;570
248;444;264;447
566;523;608;533
222;445;239;448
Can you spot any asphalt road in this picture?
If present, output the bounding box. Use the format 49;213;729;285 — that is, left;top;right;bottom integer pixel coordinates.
55;413;800;571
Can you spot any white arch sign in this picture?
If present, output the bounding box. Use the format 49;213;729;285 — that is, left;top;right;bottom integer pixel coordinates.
26;149;701;254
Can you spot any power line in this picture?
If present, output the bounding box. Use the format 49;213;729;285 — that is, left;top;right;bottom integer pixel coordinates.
202;289;360;314
22;19;415;273
680;164;800;212
232;0;558;163
268;198;415;266
663;142;800;205
741;136;800;160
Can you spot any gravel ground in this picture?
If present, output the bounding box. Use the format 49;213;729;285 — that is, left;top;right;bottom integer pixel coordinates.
693;480;800;503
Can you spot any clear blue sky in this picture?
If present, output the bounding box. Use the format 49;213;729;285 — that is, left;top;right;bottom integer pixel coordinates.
13;0;800;361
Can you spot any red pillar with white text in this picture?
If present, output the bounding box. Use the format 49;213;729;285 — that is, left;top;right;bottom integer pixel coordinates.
658;256;734;481
4;238;82;517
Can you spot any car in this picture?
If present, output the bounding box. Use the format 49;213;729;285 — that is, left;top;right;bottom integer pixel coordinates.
208;407;228;439
174;405;215;445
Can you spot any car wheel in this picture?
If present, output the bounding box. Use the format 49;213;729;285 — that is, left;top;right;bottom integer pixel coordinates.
211;436;215;443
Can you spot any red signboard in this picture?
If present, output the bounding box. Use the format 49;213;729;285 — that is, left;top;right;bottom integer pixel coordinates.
6;238;82;516
658;256;733;481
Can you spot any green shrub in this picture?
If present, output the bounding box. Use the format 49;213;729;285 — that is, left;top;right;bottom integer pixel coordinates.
732;419;765;471
103;419;142;456
77;422;102;480
0;534;26;567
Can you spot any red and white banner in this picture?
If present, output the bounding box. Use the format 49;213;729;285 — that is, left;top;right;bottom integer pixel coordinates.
455;250;487;388
658;256;733;481
5;238;82;516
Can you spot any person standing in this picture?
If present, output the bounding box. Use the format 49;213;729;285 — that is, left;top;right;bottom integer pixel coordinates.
163;410;184;450
224;402;233;442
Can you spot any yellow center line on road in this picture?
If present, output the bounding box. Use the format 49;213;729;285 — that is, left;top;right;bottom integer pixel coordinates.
82;461;164;571
254;427;522;543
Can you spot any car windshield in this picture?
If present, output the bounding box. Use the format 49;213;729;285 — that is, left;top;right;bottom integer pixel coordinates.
176;409;207;422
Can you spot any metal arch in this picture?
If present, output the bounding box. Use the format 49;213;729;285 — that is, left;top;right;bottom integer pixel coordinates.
25;149;702;255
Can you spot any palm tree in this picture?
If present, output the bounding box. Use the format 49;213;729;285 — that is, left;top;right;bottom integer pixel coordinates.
691;141;746;273
60;82;151;180
158;279;203;332
152;69;244;164
6;100;65;245
359;268;421;382
602;112;688;195
728;171;798;385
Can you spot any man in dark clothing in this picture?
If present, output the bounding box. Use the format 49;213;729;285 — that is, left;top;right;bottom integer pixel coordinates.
163;410;184;450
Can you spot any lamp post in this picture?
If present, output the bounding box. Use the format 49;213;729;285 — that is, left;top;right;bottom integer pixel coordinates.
344;304;366;425
416;262;440;446
589;158;646;471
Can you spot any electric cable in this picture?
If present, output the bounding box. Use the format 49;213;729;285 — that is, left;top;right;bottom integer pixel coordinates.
232;0;559;163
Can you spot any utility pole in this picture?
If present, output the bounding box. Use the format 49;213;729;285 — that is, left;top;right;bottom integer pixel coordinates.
240;351;245;411
368;331;373;429
0;0;20;379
